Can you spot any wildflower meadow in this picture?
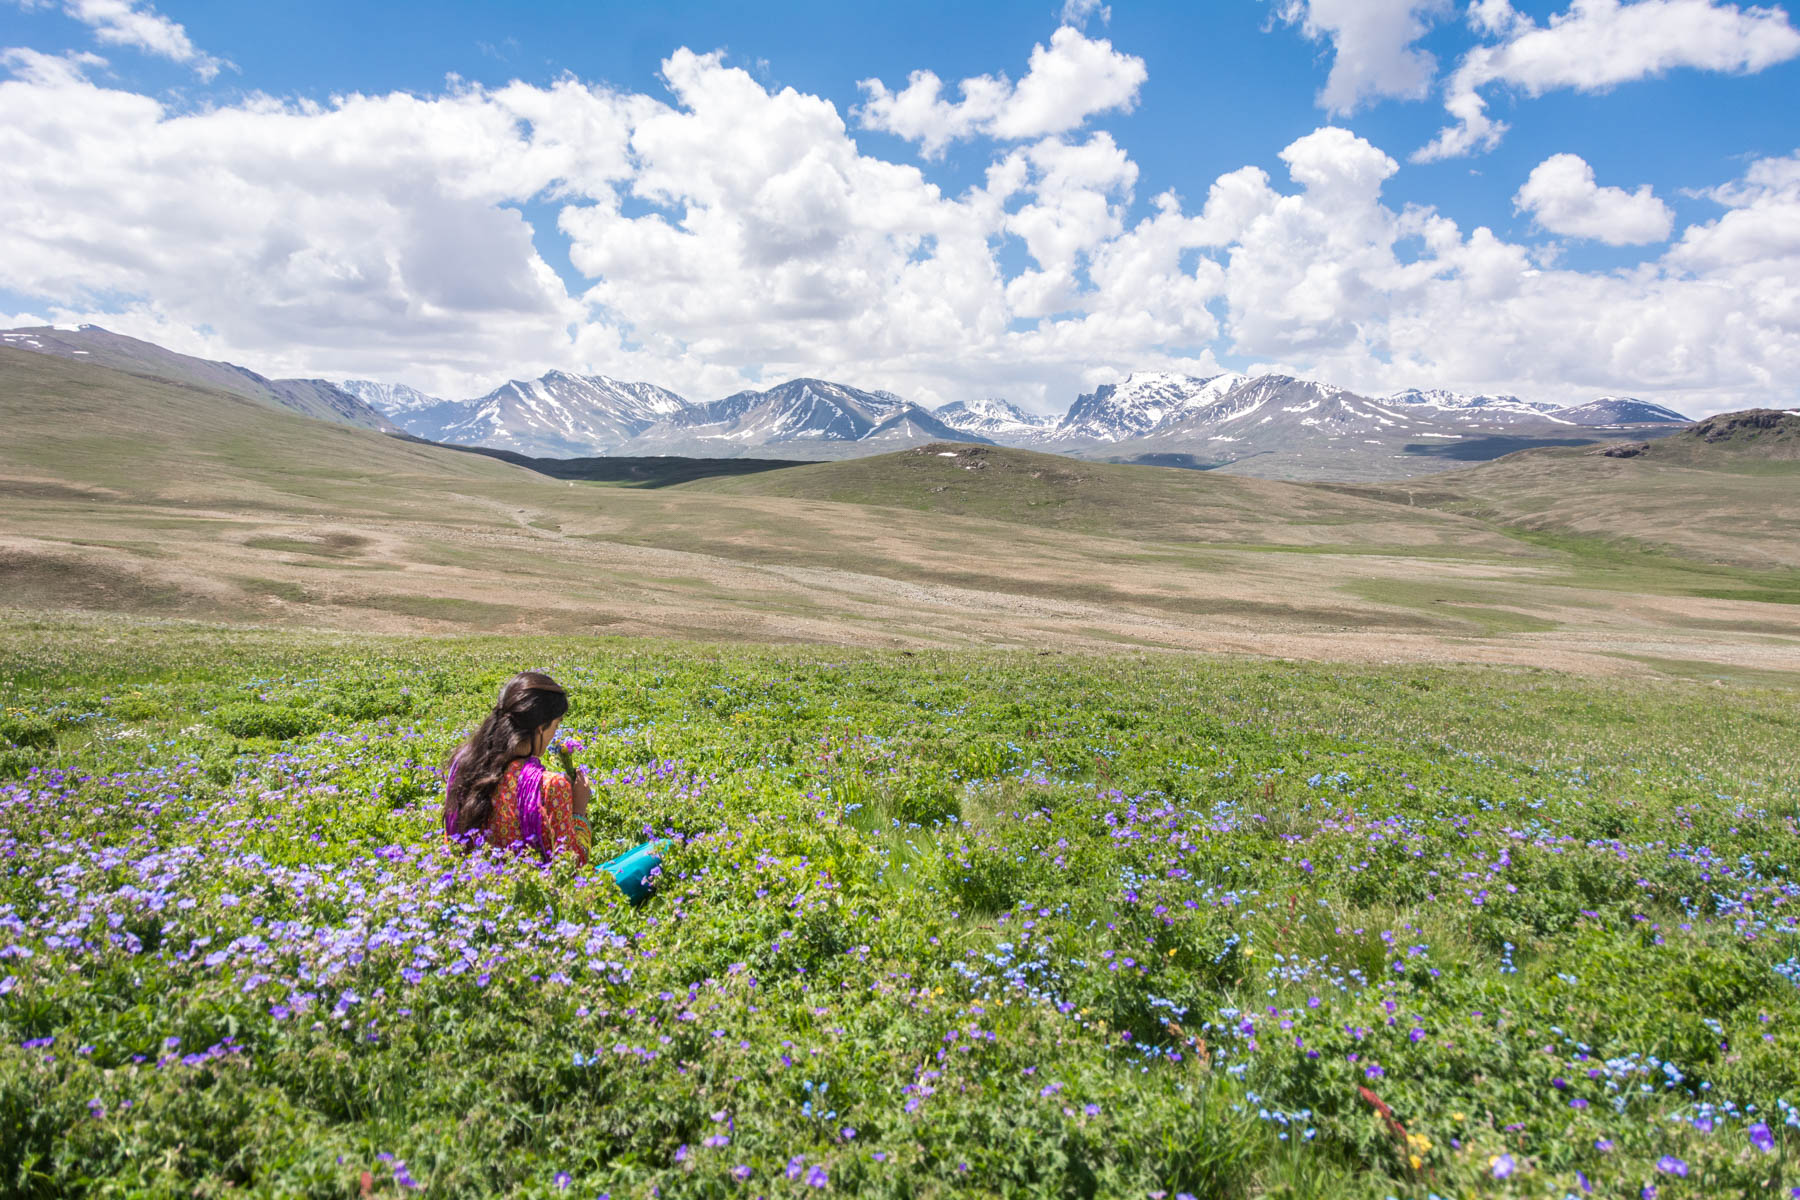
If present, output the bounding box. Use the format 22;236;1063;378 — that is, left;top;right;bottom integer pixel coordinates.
1;617;1796;1198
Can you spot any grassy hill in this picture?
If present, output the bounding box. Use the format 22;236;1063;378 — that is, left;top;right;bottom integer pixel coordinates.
0;326;398;431
678;442;1517;553
2;349;1797;679
1629;408;1800;465
0;346;517;507
1341;412;1800;573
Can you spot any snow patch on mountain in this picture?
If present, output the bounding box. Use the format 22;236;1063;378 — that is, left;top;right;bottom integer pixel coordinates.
1553;396;1691;425
633;378;984;457
1055;371;1248;442
1387;387;1556;415
934;397;1058;439
379;369;696;456
339;379;446;414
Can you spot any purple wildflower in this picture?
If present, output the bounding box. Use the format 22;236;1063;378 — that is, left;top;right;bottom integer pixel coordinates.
1750;1122;1776;1153
1656;1156;1688;1178
1490;1154;1516;1179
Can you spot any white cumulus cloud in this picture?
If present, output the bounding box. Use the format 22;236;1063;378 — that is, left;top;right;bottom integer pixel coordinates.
1514;153;1674;244
1272;0;1451;114
1060;0;1111;27
1668;149;1800;271
1416;0;1800;162
1208;130;1800;413
856;26;1146;158
56;0;225;79
0;37;1796;416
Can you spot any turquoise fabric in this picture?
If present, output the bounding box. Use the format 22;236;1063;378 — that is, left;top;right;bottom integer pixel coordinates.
600;839;667;903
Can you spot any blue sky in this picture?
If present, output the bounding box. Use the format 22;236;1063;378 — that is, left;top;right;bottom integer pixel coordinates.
2;0;1797;413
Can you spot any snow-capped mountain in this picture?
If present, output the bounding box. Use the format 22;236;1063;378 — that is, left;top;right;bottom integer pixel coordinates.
631;378;985;458
933;397;1059;440
381;370;696;457
6;323;1702;480
362;361;1690;478
1383;387;1569;428
1054;372;1248;442
340;379;446;414
1553;396;1690;426
1099;375;1695;480
1138;375;1403;444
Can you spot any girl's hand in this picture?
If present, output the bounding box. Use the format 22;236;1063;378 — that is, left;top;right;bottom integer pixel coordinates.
570;769;592;818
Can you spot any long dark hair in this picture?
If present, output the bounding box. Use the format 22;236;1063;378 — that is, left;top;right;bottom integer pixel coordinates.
445;671;568;835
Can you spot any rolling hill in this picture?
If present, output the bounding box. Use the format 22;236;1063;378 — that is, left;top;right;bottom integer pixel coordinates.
0;346;517;505
0;325;398;432
1336;411;1800;572
679;441;1519;553
1603;409;1800;465
2;348;1796;678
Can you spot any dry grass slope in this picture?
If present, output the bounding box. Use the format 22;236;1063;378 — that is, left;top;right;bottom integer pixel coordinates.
2;349;1797;681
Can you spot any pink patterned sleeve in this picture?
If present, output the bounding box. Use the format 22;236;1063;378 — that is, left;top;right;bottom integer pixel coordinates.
539;773;591;865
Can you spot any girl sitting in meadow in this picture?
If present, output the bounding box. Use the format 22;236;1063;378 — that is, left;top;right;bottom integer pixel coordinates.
443;671;592;864
443;670;664;900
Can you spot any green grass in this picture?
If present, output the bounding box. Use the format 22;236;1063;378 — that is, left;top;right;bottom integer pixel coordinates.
1600;652;1800;689
1501;529;1800;605
1342;580;1563;635
680;444;1511;554
243;534;373;559
350;594;524;625
0;616;1797;1198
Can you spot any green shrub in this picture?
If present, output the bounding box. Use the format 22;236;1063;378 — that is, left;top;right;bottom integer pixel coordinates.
0;712;56;749
209;701;324;741
315;688;414;721
890;774;961;825
108;695;172;722
0;748;35;778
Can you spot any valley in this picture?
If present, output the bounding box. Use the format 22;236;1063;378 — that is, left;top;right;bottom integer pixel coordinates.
2;345;1796;683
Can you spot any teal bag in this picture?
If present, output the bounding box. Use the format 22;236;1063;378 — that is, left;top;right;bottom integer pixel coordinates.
600;839;667;903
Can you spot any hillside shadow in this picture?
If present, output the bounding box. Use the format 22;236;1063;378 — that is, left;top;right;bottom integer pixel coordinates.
392;435;808;487
1110;452;1238;471
1402;435;1599;460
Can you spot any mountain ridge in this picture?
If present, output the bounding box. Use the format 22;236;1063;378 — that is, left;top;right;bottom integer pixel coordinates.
1;325;398;433
0;324;1718;480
